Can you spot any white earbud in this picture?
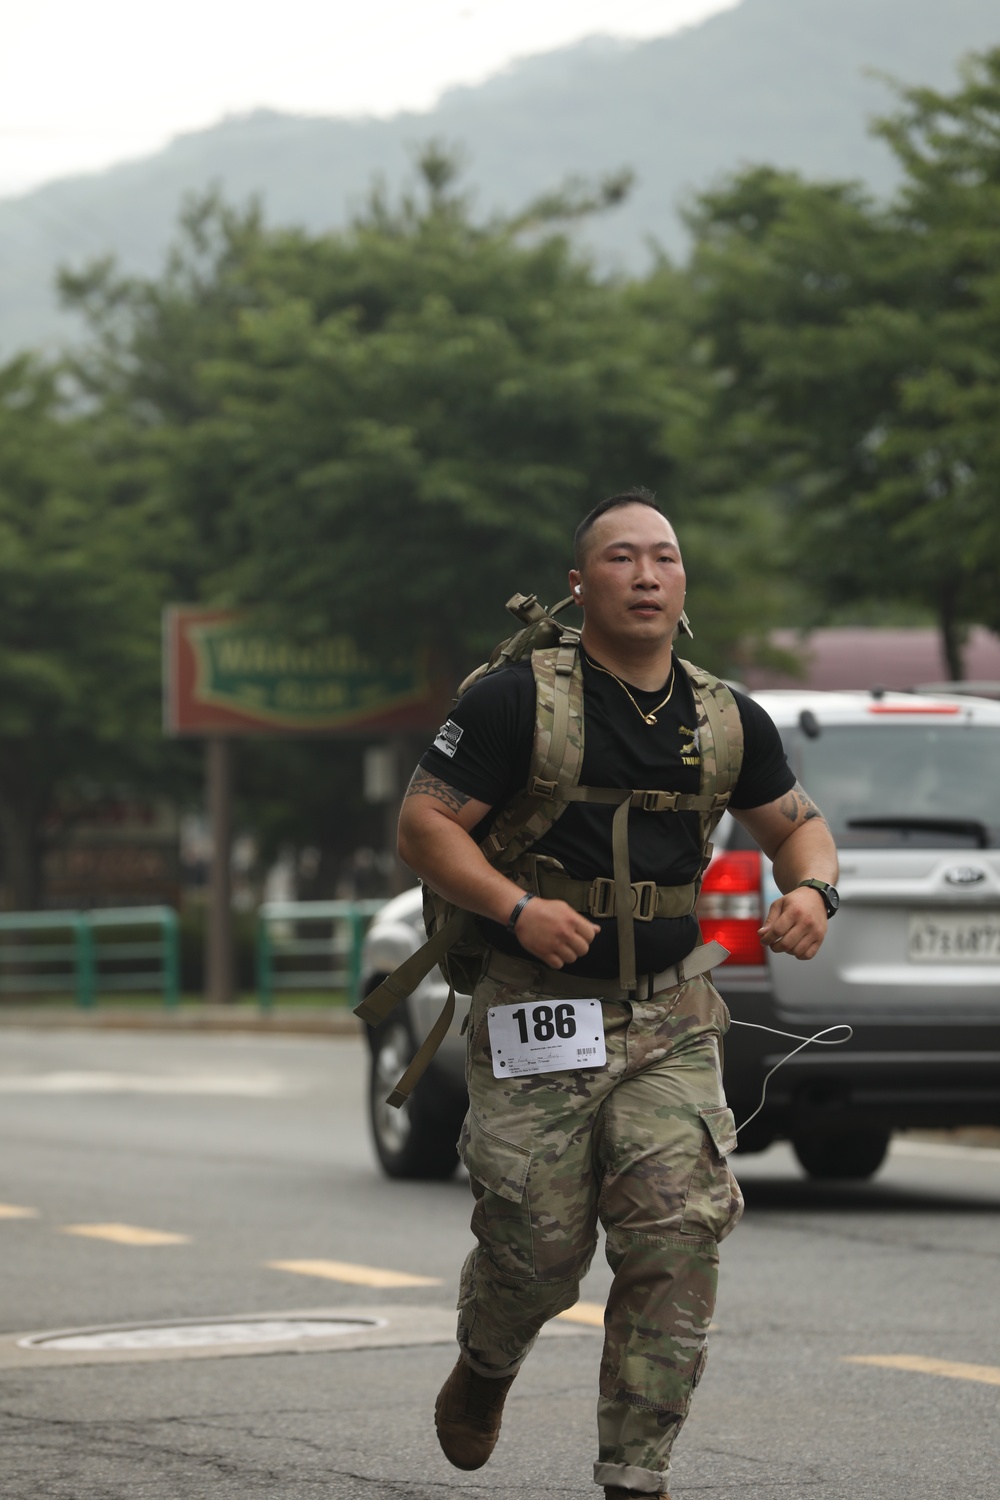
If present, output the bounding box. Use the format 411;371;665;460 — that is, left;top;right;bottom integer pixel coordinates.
574;585;582;596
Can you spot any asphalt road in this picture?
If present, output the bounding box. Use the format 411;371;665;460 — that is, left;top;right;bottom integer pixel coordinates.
0;1027;997;1500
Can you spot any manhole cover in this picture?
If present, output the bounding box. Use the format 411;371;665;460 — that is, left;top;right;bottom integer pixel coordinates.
0;1305;591;1370
20;1316;384;1352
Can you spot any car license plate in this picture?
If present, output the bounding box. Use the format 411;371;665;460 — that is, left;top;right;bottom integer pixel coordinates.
908;913;1000;962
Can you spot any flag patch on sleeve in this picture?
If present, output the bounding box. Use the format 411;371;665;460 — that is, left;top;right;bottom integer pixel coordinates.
433;719;464;759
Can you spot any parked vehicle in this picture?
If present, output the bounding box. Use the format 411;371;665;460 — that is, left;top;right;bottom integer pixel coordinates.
361;688;1000;1182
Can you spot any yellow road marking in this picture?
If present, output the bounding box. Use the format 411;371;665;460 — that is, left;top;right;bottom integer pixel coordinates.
267;1259;441;1288
556;1301;606;1327
61;1223;191;1247
0;1204;39;1219
845;1354;1000;1388
556;1302;719;1332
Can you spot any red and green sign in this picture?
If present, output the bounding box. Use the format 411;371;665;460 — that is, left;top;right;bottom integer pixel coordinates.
163;607;445;735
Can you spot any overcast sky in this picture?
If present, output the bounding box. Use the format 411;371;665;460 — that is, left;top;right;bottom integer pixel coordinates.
0;0;738;199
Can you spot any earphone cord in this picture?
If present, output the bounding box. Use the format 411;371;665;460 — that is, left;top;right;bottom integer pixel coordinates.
727;1020;854;1134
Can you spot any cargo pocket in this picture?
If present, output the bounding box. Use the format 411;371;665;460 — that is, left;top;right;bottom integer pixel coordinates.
459;1111;532;1202
680;1105;744;1241
459;1110;535;1279
699;1104;738;1156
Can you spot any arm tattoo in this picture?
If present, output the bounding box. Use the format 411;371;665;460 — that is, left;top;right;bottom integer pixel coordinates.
404;766;473;816
779;781;827;826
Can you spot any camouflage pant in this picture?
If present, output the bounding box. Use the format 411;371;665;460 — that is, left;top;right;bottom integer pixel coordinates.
456;957;744;1495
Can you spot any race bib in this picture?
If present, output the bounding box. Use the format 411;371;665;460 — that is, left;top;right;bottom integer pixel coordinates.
488;999;607;1079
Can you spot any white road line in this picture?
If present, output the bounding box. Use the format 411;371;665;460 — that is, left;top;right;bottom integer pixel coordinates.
891;1140;1000;1166
0;1073;290;1096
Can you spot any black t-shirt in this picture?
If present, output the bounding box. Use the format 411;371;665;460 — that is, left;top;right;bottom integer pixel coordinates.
419;653;795;978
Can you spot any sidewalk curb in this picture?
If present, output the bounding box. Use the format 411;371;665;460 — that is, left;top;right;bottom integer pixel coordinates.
0;1006;364;1037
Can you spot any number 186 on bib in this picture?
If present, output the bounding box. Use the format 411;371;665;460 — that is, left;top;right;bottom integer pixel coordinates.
488;999;607;1079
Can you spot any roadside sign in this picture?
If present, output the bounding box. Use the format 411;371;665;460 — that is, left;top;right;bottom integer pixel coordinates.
163;607;445;735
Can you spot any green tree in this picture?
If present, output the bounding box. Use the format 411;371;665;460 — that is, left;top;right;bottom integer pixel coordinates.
61;154;782;678
54;154;807;903
626;253;811;670
867;48;1000;663
684;48;1000;678
0;356;165;906
685;169;929;629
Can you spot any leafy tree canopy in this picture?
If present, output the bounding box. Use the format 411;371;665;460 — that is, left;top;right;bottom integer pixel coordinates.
684;47;1000;677
0;355;166;904
61;151;781;677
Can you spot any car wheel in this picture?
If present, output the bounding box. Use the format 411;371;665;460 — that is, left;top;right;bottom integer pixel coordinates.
731;1117;775;1155
791;1127;891;1181
368;1017;461;1180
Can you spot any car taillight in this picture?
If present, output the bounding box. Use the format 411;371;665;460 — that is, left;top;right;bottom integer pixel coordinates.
697;850;765;966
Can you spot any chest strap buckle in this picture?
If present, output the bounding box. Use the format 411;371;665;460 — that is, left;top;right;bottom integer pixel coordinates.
632;880;657;920
635;790;680;812
587;877;658;921
589;877;615;919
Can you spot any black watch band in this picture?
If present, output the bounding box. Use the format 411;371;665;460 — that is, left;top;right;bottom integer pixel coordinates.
797;879;840;918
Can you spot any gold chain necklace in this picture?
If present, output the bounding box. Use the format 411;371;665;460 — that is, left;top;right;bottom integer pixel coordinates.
585;654;676;726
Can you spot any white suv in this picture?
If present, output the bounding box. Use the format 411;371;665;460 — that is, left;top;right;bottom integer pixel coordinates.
361;687;1000;1181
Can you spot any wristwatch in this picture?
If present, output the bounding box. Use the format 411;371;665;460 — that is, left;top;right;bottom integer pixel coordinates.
797;879;840;918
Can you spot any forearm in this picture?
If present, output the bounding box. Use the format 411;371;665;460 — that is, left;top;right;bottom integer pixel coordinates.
770;818;839;893
398;808;527;927
397;776;600;968
732;782;838;962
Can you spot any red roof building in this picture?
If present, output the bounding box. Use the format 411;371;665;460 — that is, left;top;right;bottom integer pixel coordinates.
740;627;1000;694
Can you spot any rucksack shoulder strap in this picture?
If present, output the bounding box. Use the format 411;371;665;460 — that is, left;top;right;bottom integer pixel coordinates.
479;632;584;869
356;637;584;1110
678;659;744;854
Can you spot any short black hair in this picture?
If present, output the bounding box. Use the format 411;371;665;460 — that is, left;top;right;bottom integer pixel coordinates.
573;488;665;567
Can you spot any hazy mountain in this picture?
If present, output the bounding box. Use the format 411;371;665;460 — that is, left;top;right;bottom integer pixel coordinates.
2;0;998;356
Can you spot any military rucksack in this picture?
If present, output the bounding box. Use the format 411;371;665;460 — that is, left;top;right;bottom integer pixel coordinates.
356;592;744;1106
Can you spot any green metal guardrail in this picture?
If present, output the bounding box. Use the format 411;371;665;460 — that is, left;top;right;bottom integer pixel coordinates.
256;899;386;1010
0;906;180;1008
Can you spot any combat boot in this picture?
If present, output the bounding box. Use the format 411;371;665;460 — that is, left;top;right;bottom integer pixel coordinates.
434;1356;517;1470
603;1489;671;1500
